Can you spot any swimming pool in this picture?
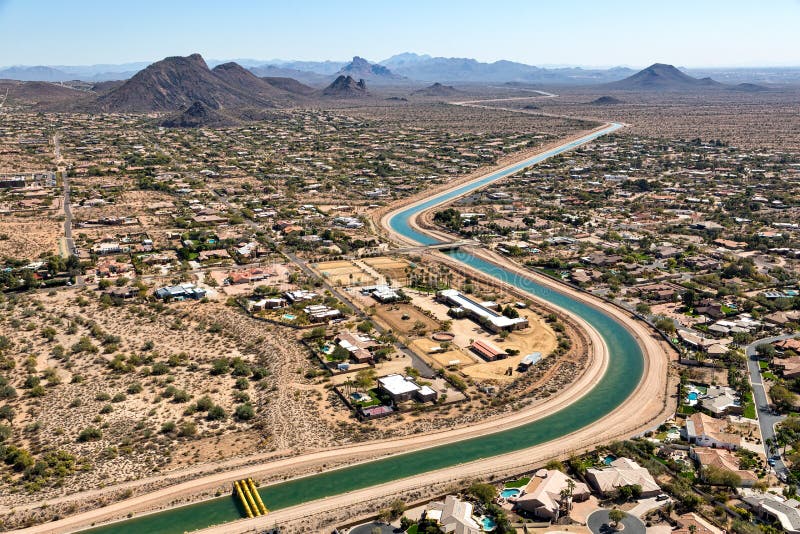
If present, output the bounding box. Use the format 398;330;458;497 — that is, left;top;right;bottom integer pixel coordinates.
500;488;521;499
282;313;297;320
687;392;698;401
603;454;616;465
481;515;497;531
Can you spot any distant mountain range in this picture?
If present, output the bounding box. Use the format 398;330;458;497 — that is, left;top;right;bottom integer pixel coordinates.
0;55;779;127
3;53;797;85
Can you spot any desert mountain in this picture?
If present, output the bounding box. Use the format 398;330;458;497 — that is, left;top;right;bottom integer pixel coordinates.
411;82;461;96
97;53;290;112
322;75;368;98
729;82;769;92
261;76;316;95
210;62;292;102
0;79;88;107
590;95;624;105
247;65;331;86
160;101;238;128
603;63;723;91
336;57;403;83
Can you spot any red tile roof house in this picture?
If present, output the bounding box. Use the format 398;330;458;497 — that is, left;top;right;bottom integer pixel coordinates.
682;412;741;450
691;447;758;487
335;331;378;364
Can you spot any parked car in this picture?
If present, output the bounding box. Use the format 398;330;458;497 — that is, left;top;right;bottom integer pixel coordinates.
656;494;670;501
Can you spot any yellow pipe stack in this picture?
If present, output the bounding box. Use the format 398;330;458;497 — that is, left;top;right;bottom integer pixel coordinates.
233;480;254;518
233;478;268;518
247;478;269;515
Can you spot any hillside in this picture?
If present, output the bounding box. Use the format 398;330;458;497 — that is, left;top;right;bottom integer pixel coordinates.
96;53;284;112
160;101;239;128
336;56;404;83
411;82;461;97
322;75;368;98
590;96;624;105
0;80;88;107
603;63;723;91
211;62;291;101
261;76;316;95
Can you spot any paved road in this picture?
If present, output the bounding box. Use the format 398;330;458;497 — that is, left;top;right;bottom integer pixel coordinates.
587;509;645;534
55;134;85;288
627;496;671;518
745;333;800;478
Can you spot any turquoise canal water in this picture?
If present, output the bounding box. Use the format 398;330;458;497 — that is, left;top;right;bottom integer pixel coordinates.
84;123;635;534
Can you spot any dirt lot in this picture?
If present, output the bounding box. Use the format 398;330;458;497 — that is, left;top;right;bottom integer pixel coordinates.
0;216;62;260
361;256;411;282
313;260;376;287
373;302;441;337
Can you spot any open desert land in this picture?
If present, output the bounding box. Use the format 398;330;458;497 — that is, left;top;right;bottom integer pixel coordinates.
0;217;63;260
476;86;800;150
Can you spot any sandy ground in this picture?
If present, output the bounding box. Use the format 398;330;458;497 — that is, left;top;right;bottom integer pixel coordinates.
312;260;377;286
0;217;62;259
16;113;673;534
17;275;612;533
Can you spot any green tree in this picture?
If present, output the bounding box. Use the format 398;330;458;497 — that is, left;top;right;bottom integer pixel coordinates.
467;482;497;504
608;508;625;528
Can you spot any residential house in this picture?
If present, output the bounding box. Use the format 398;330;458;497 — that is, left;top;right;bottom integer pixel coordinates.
690;447;758;487
154;283;206;301
377;374;437;403
335;331;378;363
698;386;741;416
585;457;661;498
425;495;481;534
776;357;800;379
682;412;740;450
744;494;800;534
515;469;590;520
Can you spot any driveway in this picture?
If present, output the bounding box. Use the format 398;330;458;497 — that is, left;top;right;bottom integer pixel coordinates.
587;510;646;534
626;496;670;518
745;333;799;478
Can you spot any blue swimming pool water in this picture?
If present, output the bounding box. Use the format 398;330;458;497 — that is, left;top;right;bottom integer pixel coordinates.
688;392;698;401
500;488;521;499
481;516;497;531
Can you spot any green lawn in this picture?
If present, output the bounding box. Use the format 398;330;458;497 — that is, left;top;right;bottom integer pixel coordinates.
759;361;769;370
504;477;531;488
352;389;382;408
406;525;418;534
744;401;757;419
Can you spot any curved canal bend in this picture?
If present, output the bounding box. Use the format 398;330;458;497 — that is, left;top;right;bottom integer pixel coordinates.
85;122;643;534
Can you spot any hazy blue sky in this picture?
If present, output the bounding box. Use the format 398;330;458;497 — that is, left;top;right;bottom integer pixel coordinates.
1;0;798;67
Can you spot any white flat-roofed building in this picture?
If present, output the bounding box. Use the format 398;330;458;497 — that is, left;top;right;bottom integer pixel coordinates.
437;289;528;333
378;374;420;402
